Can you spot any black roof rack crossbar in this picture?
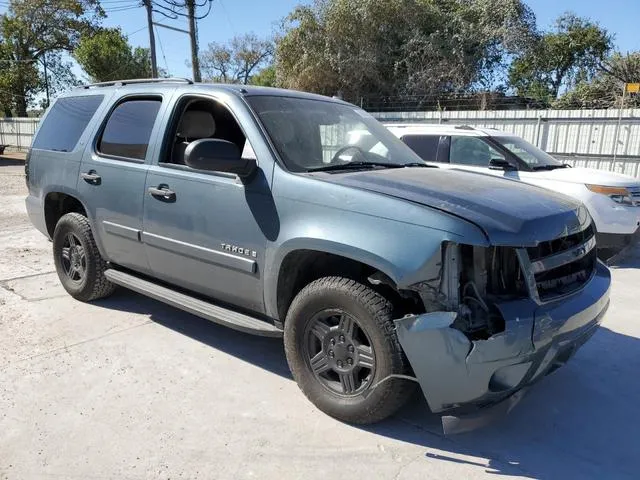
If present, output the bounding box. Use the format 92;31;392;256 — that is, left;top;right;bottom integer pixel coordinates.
82;77;194;89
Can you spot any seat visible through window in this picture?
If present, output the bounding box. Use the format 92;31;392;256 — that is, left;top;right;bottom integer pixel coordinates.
172;109;216;164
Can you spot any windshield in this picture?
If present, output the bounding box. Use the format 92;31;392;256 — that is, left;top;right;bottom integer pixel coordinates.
247;96;425;172
493;136;563;168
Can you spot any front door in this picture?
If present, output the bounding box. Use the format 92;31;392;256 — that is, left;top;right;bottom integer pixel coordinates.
77;95;167;274
142;96;273;313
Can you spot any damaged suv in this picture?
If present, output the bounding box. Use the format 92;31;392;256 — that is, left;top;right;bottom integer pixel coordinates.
26;79;611;431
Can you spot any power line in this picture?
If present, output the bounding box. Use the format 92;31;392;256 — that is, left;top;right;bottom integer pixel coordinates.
124;25;149;38
154;25;170;74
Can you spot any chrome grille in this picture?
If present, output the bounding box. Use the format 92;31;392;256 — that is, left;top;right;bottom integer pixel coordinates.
526;224;597;302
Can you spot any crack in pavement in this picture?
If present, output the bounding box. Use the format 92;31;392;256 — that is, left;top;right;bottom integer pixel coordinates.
0;320;154;371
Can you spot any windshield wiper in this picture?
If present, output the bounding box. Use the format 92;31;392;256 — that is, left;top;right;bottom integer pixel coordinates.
402;162;436;168
309;161;436;173
532;164;571;171
308;161;404;172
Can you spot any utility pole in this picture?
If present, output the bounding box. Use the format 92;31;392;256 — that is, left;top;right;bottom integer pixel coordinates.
143;0;159;78
41;53;50;108
186;0;201;82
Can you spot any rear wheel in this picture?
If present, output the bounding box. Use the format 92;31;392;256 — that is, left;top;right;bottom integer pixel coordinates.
284;276;414;424
52;213;115;301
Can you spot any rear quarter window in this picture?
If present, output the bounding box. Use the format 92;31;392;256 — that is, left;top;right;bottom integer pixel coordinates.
31;95;104;152
401;134;441;162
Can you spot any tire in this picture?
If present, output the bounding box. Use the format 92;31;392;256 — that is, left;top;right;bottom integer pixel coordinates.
52;212;116;302
284;276;415;424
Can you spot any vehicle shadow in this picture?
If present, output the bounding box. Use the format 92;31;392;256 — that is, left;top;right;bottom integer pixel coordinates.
0;156;26;167
95;291;639;479
608;243;640;269
95;290;292;379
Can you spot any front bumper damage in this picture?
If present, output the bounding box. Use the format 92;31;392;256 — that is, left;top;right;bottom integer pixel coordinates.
394;261;611;434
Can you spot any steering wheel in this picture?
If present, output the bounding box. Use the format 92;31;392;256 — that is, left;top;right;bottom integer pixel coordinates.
330;145;367;164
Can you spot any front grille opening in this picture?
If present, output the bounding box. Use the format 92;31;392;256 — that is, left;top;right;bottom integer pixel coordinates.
486;246;527;298
535;249;596;301
527;223;595;261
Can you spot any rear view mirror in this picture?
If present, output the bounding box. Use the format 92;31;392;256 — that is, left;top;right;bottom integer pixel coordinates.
184;138;257;178
489;158;517;171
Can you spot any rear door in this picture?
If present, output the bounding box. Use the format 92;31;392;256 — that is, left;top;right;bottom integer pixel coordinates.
77;91;173;274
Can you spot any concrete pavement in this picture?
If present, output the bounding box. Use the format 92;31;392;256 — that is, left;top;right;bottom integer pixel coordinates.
1;160;639;479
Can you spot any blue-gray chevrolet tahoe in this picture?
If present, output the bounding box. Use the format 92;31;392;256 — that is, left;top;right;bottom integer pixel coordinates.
25;78;611;432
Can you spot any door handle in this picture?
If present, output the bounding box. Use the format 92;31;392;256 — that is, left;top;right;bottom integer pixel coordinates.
148;185;176;201
80;171;101;185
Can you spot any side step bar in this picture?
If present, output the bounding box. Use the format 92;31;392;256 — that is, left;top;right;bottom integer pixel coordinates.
104;269;283;337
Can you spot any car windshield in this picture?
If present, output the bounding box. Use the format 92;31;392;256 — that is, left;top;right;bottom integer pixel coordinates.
493;135;563;168
247;95;425;172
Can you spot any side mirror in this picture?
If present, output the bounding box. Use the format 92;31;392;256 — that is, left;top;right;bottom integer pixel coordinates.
489;158;517;171
184;138;257;178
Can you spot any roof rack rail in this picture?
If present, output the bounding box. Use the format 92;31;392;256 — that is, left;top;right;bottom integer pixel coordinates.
454;125;475;130
81;77;194;89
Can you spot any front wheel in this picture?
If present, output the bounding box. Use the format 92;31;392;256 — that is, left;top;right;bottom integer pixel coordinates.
284;277;415;424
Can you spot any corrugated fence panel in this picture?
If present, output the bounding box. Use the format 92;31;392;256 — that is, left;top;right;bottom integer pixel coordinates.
0;117;40;151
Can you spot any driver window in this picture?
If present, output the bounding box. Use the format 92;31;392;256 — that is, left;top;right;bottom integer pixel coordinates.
164;98;253;166
449;136;504;167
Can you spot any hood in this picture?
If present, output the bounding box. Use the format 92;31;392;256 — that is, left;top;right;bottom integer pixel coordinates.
531;167;640;187
316;168;590;246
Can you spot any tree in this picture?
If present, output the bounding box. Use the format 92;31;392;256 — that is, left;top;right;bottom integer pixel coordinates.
275;0;536;101
554;52;640;109
0;0;103;116
508;13;613;103
200;33;274;84
74;28;155;82
249;65;276;87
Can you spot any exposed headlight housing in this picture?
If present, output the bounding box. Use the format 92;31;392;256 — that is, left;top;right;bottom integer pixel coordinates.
586;184;637;206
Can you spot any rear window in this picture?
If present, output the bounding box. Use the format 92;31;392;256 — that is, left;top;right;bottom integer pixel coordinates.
31;95;104;152
401;134;440;162
98;98;161;160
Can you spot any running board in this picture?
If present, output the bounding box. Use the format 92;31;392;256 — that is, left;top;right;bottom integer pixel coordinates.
104;269;283;337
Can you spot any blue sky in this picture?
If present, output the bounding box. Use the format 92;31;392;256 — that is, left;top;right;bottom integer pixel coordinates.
2;0;640;81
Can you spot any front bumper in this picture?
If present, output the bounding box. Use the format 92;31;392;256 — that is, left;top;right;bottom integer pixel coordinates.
596;227;640;262
394;260;611;432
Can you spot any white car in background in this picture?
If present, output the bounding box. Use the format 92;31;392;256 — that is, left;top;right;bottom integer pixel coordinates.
385;124;640;260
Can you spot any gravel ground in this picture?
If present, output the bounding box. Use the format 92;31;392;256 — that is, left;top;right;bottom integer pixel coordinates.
1;158;640;479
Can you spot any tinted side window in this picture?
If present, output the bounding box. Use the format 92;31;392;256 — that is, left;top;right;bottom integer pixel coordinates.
449;136;504;167
401;134;440;161
32;95;104;152
98;99;161;160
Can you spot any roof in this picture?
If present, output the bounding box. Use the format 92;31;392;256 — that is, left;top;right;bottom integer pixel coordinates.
384;123;515;137
70;78;349;104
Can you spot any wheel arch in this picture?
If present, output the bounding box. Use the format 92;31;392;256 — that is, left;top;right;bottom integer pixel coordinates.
44;191;89;238
266;238;432;323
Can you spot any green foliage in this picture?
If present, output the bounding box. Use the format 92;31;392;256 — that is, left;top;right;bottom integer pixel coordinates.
0;0;103;116
276;0;536;99
200;33;273;84
74;28;154;82
249;64;276;87
554;52;640;108
508;13;613;102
